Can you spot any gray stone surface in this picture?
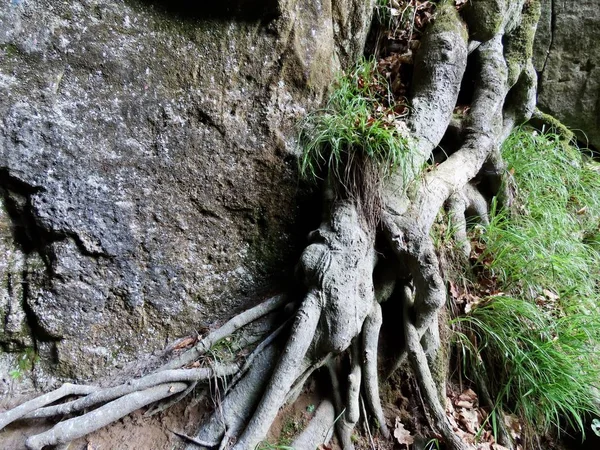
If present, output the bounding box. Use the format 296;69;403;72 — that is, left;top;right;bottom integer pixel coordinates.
534;0;600;149
0;0;374;389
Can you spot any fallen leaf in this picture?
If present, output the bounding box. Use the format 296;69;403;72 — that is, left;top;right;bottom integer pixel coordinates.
393;417;414;446
458;407;479;434
458;389;477;404
172;336;197;350
542;288;559;301
456;399;473;408
504;413;522;441
449;281;461;300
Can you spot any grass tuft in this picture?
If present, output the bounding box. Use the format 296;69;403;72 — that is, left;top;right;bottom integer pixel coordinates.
453;128;600;437
299;58;412;225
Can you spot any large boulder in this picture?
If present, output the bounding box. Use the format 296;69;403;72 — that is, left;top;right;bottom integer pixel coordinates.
0;0;374;390
534;0;600;149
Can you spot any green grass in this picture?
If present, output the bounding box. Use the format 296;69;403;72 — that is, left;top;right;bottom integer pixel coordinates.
455;296;600;435
299;58;412;187
453;128;600;437
478;130;600;304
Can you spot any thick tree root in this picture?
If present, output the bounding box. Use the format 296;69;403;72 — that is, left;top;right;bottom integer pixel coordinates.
26;382;189;450
0;383;98;430
291;399;335;449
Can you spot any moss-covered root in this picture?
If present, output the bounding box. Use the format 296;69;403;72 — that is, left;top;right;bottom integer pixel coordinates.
528;108;576;143
382;0;468;201
503;0;542;88
461;0;508;42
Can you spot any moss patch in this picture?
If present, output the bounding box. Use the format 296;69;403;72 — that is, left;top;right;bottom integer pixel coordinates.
503;0;541;87
462;0;506;42
432;0;469;42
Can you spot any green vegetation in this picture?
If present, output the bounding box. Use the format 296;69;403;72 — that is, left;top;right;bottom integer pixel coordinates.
9;348;39;380
299;58;412;185
453;128;600;437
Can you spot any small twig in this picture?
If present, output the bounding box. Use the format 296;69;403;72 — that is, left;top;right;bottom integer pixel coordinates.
360;396;376;450
408;0;418;43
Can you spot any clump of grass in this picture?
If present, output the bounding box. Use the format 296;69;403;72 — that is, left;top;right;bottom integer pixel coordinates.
479;129;600;304
455;296;600;435
454;128;600;438
299;58;412;225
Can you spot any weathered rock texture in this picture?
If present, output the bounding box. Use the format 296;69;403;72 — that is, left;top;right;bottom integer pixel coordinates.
0;0;374;389
534;0;600;149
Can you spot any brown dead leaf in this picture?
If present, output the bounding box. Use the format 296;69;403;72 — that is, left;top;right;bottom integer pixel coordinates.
458;389;477;404
455;399;473;408
393;417;414;446
317;445;332;450
172;336;197;350
449;281;461;300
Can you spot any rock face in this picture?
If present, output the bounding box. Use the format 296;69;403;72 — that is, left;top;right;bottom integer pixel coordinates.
534;0;600;149
0;0;374;389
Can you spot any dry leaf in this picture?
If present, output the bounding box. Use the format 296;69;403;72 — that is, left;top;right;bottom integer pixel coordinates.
172;336;196;350
458;389;477;404
393;417;414;446
458;408;479;434
449;281;461;300
456;399;473;408
542;289;559;301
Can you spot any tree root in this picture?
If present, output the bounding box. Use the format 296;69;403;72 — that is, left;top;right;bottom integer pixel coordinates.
161;294;289;371
291;399;335;449
26;382;189;450
0;383;98;430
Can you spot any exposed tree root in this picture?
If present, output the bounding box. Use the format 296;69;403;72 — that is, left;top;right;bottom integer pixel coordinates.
1;1;542;449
